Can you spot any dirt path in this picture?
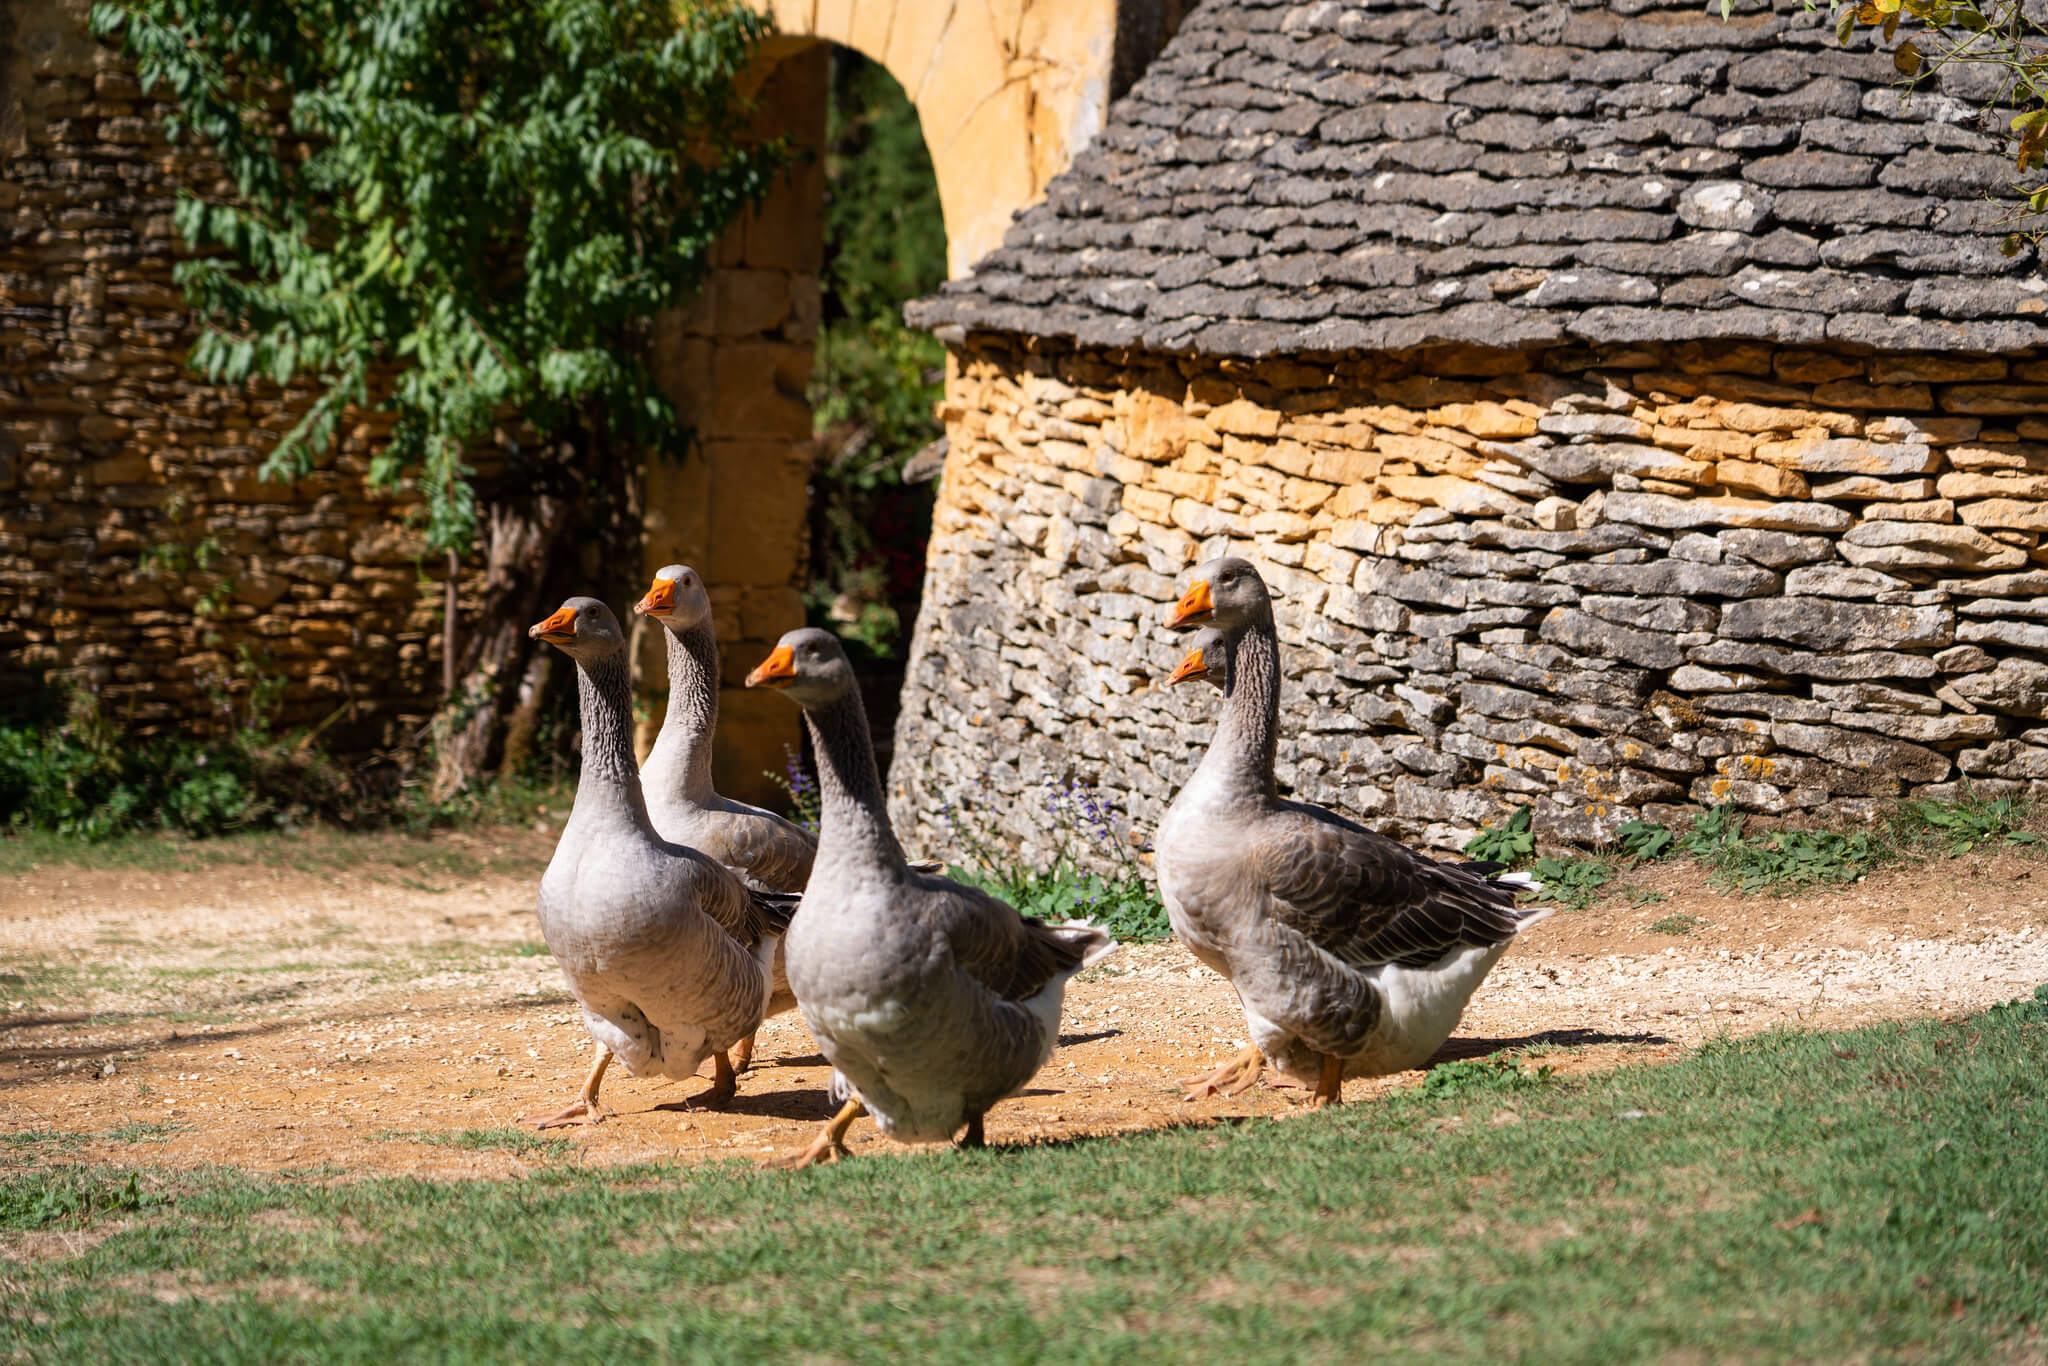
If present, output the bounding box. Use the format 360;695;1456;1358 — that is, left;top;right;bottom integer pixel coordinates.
4;831;2046;1178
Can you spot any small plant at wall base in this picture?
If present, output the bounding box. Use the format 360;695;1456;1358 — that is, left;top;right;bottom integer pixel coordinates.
928;774;1173;944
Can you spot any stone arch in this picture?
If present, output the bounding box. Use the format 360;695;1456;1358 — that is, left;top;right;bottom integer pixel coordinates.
751;0;1122;275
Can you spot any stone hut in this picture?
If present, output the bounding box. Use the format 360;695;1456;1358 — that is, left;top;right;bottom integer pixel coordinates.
889;0;2048;858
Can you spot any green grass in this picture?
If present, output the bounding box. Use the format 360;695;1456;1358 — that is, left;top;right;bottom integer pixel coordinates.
372;1128;571;1159
1463;792;2048;904
1648;912;1706;936
4;989;2044;1362
101;1122;195;1144
0;816;556;880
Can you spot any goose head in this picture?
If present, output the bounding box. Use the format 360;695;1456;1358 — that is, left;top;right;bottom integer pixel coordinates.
743;627;855;709
634;563;712;633
529;596;627;662
1165;557;1269;632
1165;627;1230;691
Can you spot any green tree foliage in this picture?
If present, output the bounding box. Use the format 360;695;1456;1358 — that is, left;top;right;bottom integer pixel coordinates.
806;50;947;657
90;0;785;553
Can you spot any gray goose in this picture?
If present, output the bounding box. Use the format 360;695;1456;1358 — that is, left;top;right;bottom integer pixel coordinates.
745;628;1115;1167
523;597;794;1128
1154;558;1547;1107
634;563;815;1070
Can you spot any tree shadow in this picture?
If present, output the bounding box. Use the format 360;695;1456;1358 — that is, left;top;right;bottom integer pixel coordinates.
0;1015;297;1086
1057;1029;1121;1047
1425;1028;1673;1065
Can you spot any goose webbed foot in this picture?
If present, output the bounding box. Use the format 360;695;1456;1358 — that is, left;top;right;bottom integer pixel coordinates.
956;1113;985;1149
1180;1044;1264;1101
1306;1052;1344;1110
528;1049;613;1129
766;1096;865;1170
686;1050;739;1110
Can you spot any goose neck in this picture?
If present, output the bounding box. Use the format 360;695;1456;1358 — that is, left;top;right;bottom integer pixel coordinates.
803;688;905;873
571;650;653;830
1200;615;1280;802
651;620;719;802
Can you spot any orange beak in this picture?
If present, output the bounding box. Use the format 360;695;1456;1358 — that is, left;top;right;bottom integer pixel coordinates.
528;605;577;644
1165;578;1213;629
1166;648;1209;688
635;576;675;617
745;644;797;689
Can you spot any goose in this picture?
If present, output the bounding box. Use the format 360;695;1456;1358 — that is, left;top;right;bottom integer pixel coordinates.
523;597;794;1129
634;563;815;1071
744;627;1115;1167
1153;558;1548;1107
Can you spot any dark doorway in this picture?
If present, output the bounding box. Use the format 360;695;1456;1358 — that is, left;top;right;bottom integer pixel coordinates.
805;46;947;777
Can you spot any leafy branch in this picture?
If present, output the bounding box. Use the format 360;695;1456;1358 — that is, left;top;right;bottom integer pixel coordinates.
90;0;788;553
1781;0;2048;243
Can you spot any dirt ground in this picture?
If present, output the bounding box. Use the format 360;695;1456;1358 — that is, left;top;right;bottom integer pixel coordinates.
4;827;2047;1177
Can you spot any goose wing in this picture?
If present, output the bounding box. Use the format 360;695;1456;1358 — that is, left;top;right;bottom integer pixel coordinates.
915;874;1111;1002
1250;804;1529;970
703;797;818;892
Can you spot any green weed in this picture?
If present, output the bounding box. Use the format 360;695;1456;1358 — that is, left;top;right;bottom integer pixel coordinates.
102;1122;194;1144
1528;853;1614;910
1463;805;1535;865
1893;792;2043;855
1648;912;1705;936
1418;1053;1555;1099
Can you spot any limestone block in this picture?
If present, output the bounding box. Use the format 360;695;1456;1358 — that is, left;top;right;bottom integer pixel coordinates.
1603;490;1853;533
1379;474;1528;518
1809;476;1935;500
1750;437;1939;475
1944;441;2048;473
1716;459;1808;498
1838;519;2027;571
1770;721;1951;784
1958;498;2048;532
1714;403;1859;435
1783;563;1908;597
1949;658;2048;717
1546;558;1780;597
1717;528;1834;568
1865;415;1980;444
1720;596;1953;651
706;440;810;584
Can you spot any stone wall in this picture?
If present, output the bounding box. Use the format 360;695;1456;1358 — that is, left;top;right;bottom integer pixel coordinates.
0;0;444;743
887;332;2048;863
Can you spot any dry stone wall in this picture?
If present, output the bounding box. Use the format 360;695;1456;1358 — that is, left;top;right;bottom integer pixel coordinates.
887;332;2048;863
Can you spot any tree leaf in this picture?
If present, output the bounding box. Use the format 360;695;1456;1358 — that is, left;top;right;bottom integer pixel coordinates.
1895;39;1923;74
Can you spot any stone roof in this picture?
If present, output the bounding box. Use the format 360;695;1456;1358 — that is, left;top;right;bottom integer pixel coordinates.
906;0;2048;357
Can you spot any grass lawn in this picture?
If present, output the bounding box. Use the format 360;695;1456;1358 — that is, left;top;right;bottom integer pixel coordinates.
3;990;2044;1364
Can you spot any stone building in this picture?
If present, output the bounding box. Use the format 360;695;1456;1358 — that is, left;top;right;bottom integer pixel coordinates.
890;0;2048;858
0;0;1139;801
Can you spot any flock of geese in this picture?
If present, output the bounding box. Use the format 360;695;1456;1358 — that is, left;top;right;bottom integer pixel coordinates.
524;556;1548;1168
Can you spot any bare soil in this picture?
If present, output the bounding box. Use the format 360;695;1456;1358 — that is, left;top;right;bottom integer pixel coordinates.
4;830;2046;1176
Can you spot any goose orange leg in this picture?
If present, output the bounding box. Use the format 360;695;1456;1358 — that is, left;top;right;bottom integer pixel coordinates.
731;1032;757;1074
689;1050;738;1110
527;1048;615;1129
1181;1044;1264;1101
767;1096;865;1170
1308;1052;1344;1109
